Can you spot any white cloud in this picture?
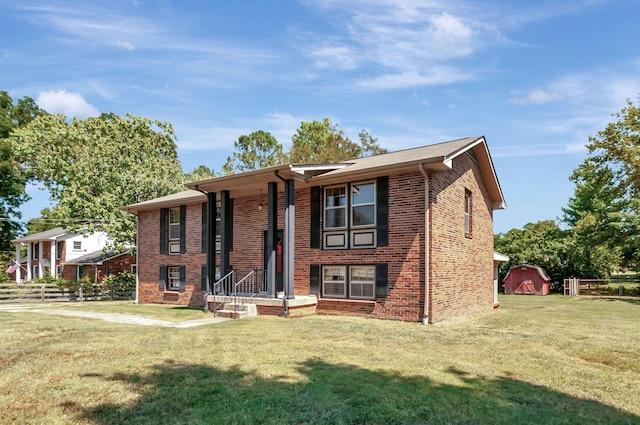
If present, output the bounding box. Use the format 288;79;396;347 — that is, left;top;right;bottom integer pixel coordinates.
356;68;473;90
36;90;99;117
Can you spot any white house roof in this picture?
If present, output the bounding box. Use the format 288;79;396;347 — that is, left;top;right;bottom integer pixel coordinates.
12;227;67;243
64;249;130;265
493;252;510;262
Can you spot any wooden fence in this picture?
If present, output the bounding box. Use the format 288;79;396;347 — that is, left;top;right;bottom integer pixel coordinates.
563;277;639;297
0;283;132;303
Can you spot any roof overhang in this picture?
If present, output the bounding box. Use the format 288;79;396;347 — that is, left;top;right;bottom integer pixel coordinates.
185;164;344;199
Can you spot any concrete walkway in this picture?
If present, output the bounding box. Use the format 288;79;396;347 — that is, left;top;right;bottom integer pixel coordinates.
0;303;229;327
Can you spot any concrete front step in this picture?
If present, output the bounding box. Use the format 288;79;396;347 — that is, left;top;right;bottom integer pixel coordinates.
216;302;258;319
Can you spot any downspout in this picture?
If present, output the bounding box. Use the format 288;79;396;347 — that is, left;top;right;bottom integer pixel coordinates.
194;185;211;312
273;170;289;318
418;164;430;325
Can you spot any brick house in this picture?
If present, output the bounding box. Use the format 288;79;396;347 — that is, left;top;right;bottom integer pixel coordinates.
124;136;505;323
10;228;134;283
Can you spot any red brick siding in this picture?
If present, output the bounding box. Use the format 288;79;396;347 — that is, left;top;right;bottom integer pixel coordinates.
135;153;495;323
428;152;494;322
296;172;426;322
137;202;207;306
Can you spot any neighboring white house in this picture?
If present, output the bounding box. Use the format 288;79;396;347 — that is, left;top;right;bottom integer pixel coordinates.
11;228;113;282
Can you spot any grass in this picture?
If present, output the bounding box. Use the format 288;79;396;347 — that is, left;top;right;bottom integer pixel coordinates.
1;295;639;424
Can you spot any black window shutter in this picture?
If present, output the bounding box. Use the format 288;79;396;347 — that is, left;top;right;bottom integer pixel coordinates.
375;263;388;298
179;265;186;291
376;176;389;246
159;265;166;291
309;264;320;295
310;186;321;248
159;208;167;254
201;202;208;253
179;205;187;254
225;199;233;251
201;264;208;291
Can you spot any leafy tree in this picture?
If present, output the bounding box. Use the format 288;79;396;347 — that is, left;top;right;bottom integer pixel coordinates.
288;118;387;164
494;220;575;290
26;207;66;235
14;112;184;247
184;165;220;184
222;130;283;174
564;97;640;271
562;163;622;277
0;91;46;258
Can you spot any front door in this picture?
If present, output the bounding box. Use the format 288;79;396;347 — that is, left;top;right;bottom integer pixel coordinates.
263;230;284;293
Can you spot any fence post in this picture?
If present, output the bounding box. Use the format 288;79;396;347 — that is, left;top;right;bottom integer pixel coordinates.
79;284;84;302
40;284;45;302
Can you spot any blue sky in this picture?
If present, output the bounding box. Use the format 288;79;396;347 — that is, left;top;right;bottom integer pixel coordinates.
2;0;640;234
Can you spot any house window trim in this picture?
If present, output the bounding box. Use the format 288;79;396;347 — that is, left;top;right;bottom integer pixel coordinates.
464;189;472;238
350;181;376;229
321;265;347;299
168;207;181;255
166;266;181;291
323;180;377;250
323;185;348;231
321;265;376;301
73;241;82;251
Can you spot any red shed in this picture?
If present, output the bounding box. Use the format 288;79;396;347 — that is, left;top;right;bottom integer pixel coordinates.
503;264;550;295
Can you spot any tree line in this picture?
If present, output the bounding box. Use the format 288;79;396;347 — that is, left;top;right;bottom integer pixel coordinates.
495;97;640;286
0;90;386;261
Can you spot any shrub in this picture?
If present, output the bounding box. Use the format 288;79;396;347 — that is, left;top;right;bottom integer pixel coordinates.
103;272;136;298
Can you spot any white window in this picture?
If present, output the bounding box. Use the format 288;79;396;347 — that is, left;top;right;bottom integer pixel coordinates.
32;243;39;259
350;266;375;299
56;241;63;259
168;208;181;254
322;266;346;298
464;189;472;236
351;182;375;227
73;241;82;250
55;265;62;278
324;186;347;229
167;266;181;291
131;264;137;274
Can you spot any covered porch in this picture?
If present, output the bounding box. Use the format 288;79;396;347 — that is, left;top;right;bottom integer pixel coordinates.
186;164;339;317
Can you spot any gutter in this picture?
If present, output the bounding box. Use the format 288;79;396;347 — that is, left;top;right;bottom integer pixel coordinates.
418;164;430;325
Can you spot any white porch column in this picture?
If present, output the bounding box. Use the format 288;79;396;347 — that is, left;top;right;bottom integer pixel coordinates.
38;241;44;279
26;243;32;281
50;240;56;277
15;243;21;282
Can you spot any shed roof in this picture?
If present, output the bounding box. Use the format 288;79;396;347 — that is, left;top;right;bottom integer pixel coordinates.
504;264;551;282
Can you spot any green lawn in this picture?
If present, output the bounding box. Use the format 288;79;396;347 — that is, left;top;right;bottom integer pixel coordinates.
1;295;639;424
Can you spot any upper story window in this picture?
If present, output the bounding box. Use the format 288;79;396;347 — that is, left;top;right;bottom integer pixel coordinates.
73;241;82;251
32;242;39;259
161;206;186;256
169;208;181;240
351;182;375;227
323;181;377;249
56;241;63;259
310;176;388;251
464;189;472;237
324;186;347;229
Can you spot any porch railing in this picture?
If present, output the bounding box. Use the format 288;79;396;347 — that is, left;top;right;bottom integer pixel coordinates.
211;269;267;317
